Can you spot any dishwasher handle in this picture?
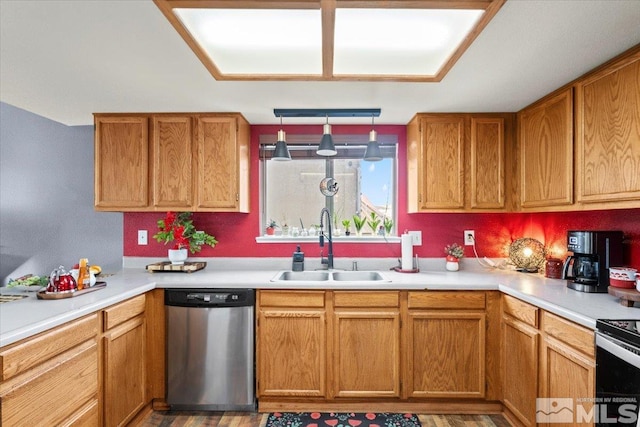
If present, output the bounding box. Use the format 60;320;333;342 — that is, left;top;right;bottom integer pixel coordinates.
165;288;255;308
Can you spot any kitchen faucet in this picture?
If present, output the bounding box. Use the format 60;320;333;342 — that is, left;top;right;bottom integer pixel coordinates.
319;207;334;270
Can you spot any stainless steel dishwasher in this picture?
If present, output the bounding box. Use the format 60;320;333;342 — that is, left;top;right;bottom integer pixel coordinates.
165;288;255;411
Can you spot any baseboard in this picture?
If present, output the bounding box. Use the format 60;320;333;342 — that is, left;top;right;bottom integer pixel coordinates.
258;400;504;414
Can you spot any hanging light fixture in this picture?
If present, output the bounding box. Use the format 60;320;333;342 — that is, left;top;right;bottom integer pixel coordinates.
316;115;337;156
363;114;382;161
272;115;291;161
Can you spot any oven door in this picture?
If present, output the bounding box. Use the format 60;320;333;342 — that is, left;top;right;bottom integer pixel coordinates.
595;332;640;426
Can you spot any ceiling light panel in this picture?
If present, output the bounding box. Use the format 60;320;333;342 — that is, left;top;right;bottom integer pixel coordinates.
175;8;322;75
333;8;485;76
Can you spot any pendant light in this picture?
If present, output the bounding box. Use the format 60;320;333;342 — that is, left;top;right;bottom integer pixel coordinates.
272;115;291;161
317;115;337;156
363;114;382;161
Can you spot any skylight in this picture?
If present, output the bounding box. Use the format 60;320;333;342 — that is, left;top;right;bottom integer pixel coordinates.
154;0;504;82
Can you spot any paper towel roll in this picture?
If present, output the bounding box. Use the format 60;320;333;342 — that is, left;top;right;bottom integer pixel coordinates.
401;234;413;271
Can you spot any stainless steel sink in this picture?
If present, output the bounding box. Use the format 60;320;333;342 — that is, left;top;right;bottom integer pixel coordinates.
271;270;390;283
272;271;330;281
331;271;386;281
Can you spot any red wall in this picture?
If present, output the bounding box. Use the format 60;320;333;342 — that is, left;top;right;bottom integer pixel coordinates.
124;125;640;267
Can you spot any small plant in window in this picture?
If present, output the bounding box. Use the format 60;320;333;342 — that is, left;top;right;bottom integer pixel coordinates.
367;212;381;235
341;219;351;236
265;219;277;235
383;217;393;235
352;215;366;236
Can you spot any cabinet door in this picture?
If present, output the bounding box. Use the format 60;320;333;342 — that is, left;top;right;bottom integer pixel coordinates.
94;116;149;210
333;310;401;398
406;311;485;398
151;115;194;209
103;316;146;427
519;89;574;208
195;116;242;211
257;308;326;397
502;315;539;427
419;116;465;209
470;117;505;209
576;51;640;204
540;337;595;427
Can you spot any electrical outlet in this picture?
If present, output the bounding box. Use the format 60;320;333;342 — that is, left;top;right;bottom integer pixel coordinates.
408;230;422;246
138;230;148;245
464;230;475;246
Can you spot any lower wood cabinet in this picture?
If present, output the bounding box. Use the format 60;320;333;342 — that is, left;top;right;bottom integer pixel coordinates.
405;291;487;399
501;295;596;427
257;291;327;397
0;314;100;426
102;294;147;427
333;292;401;398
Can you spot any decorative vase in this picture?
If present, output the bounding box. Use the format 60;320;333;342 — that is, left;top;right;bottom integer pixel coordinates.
445;255;459;271
168;248;188;265
266;227;275;236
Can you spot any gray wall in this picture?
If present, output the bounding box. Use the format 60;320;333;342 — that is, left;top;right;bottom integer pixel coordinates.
0;102;123;285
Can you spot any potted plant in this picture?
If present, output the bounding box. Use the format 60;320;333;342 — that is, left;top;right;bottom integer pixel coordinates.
154;212;217;264
341;218;351;236
352;214;366;236
367;212;381;235
265;219;277;235
444;242;464;271
383;217;393;235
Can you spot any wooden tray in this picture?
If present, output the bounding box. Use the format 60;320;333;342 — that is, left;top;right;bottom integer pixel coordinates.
146;261;207;273
37;282;107;300
608;286;640;307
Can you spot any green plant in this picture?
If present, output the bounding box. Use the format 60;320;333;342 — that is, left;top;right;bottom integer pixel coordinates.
154;211;217;254
352;214;366;235
367;212;381;234
383;217;393;235
266;219;277;228
341;218;351;230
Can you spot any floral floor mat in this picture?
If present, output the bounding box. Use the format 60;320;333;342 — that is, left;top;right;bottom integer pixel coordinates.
264;412;422;427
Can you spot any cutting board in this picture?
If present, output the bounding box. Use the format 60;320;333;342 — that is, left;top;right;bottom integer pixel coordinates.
146;261;207;273
608;286;640;307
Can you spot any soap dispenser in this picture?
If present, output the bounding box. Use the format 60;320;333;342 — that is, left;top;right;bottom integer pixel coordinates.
292;245;304;271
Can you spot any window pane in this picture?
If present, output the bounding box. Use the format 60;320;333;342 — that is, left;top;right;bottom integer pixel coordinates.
261;139;396;237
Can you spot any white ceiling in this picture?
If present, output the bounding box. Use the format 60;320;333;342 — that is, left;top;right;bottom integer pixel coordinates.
1;0;640;127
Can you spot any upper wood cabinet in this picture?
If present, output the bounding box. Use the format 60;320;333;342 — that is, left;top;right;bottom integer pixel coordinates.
407;113;511;212
95;116;149;209
151;115;194;210
195;115;250;212
518;88;574;209
94;113;250;212
576;49;640;206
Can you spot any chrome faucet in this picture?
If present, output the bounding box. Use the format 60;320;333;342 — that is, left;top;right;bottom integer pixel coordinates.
319;207;334;270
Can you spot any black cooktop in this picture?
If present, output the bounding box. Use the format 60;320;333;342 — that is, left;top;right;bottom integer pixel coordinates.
597;319;640;347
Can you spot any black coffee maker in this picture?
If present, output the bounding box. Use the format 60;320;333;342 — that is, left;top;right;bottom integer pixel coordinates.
562;230;624;293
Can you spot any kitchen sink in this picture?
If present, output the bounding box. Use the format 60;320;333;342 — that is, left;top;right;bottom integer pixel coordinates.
331;271;386;281
271;270;390;283
272;271;330;281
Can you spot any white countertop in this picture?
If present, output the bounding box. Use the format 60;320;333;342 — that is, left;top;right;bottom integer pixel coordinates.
1;257;639;348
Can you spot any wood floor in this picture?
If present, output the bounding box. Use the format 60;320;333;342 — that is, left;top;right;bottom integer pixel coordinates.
138;411;512;427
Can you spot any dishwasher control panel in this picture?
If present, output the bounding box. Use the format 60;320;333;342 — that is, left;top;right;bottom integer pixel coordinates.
165;288;255;308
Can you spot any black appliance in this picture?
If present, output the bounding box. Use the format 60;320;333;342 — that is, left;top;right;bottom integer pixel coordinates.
562;230;623;293
595;319;640;426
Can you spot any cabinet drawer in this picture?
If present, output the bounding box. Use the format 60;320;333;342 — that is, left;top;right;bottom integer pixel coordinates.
0;313;98;381
502;294;539;328
60;398;99;427
542;311;595;357
259;291;325;308
408;291;486;310
0;340;98;426
103;294;146;330
333;291;399;307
